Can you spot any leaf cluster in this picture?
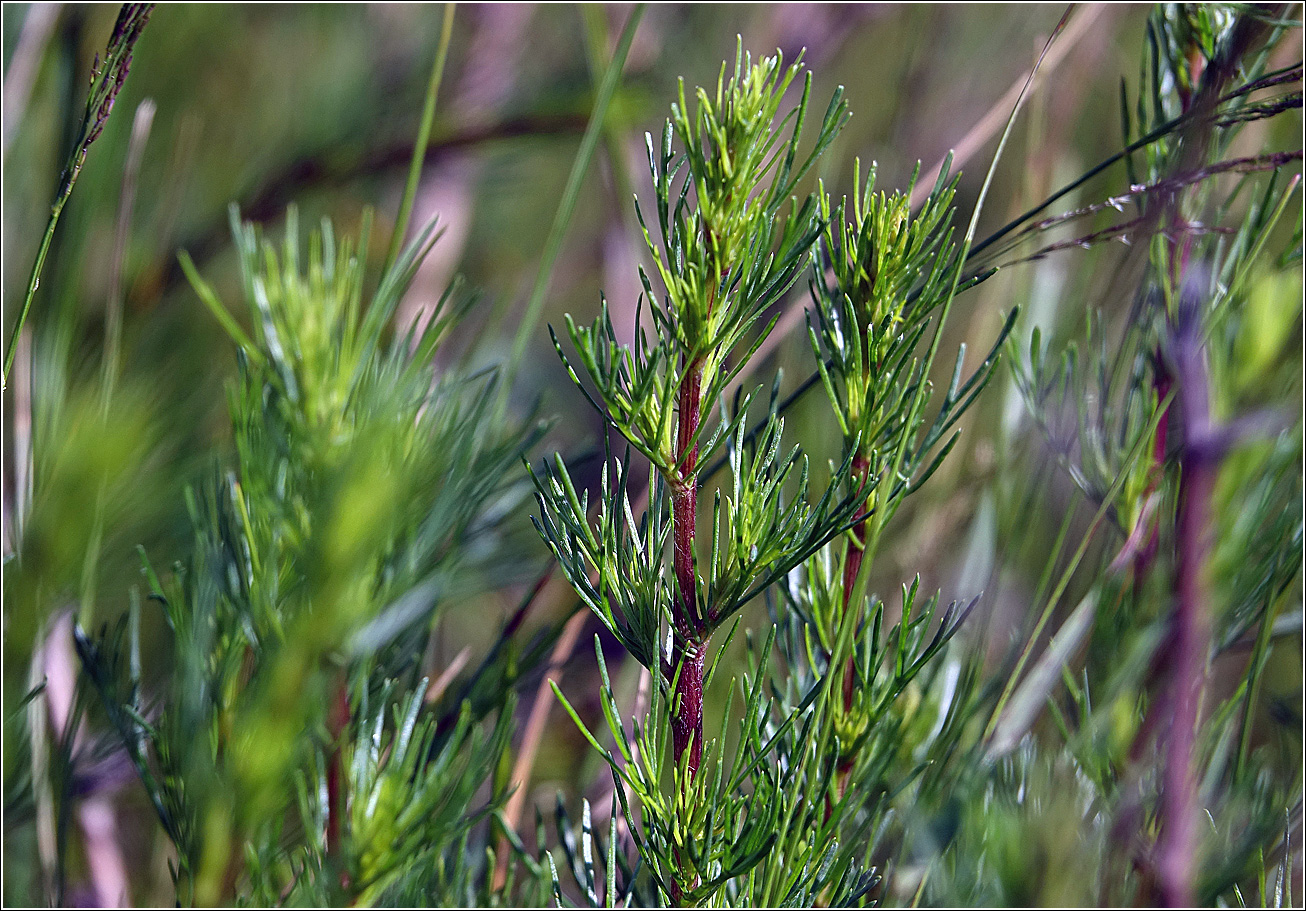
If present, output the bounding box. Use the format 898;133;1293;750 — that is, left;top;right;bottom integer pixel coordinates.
75;209;550;904
809;159;1015;525
555;44;848;477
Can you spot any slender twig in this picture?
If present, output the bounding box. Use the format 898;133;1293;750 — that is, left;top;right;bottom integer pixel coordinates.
912;4;1107;209
3;330;33;555
977;149;1303;271
424;646;471;706
494;598;588;890
1149;13;1284;902
668;359;705;783
966;51;1301;267
325;671;352;894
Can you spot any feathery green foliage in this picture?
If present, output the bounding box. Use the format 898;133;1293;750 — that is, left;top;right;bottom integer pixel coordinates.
533;41;1012;906
76;209;548;904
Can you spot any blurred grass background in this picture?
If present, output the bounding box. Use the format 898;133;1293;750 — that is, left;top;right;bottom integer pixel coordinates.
3;5;1300;905
1;0;1147;591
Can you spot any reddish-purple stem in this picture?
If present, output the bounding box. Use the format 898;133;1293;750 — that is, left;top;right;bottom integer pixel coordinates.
823;452;871;816
1156;306;1214;908
1152;39;1212;901
667;360;706;906
326;674;351;892
1134;360;1171;580
670;362;705;780
839;453;873;715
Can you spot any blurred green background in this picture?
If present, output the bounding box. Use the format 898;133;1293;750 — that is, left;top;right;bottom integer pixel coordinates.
1;0;1155;594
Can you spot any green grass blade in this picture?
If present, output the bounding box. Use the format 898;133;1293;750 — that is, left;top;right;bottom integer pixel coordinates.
499;3;645;415
385;3;456;274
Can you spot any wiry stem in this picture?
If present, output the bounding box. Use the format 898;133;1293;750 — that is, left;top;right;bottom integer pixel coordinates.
824;451;871;812
1134;354;1171;581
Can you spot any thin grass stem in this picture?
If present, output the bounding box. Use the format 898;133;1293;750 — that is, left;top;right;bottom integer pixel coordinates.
499;4;645;417
385;3;456;275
